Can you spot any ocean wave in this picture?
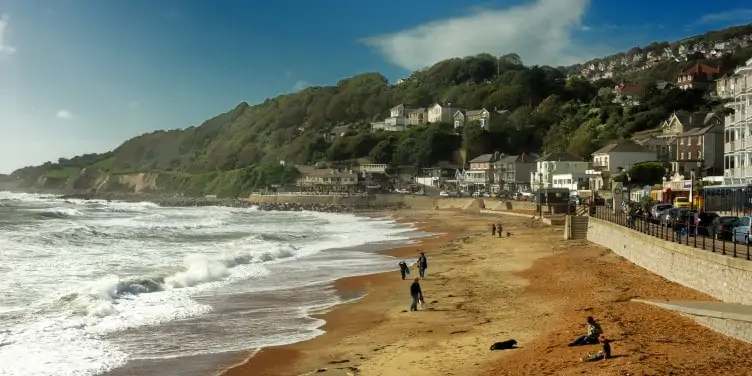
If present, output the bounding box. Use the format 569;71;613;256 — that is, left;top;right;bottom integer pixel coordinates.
35;208;83;219
60;247;301;317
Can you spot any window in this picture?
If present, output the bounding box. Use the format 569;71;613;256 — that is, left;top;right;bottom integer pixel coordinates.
697;136;701;145
688;151;692;159
698;151;702;159
681;152;685;160
680;138;684;145
454;120;460;128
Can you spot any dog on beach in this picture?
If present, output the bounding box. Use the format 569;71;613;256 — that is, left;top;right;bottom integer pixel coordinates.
506;231;511;237
489;339;518;351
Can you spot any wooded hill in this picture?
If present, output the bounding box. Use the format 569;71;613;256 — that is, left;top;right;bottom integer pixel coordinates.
6;24;752;197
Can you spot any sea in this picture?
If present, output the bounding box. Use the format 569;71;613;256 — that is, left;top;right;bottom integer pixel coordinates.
0;191;424;376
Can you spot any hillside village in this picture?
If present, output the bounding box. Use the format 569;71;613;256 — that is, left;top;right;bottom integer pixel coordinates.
303;55;752;200
574;33;752;81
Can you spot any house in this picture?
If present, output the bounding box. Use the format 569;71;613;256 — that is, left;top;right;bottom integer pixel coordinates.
371;103;419;131
589;140;657;190
719;57;752;184
552;173;590;193
427;103;463;124
591;140;656;172
674;122;724;177
296;169;360;192
531;152;590;190
359;164;389;174
491;153;537;193
415;166;459;188
407;108;427;125
676;63;720;91
659;111;720;138
464;152;501;188
453;108;494;128
612;81;645;105
636;136;675;163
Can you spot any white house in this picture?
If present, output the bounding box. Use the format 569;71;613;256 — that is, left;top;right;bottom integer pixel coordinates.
531;152;590;190
551;173;590;193
591;140;656;172
589;140;657;190
427;103;460;123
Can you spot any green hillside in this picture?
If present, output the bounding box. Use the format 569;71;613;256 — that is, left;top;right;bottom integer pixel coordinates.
6;24;752;197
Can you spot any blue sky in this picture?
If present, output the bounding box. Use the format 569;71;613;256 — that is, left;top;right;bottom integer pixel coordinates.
0;0;750;173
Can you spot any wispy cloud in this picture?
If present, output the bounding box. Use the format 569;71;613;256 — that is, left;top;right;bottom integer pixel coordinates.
292;80;310;91
696;9;752;25
0;14;17;55
285;70;293;79
360;0;604;70
55;110;73;119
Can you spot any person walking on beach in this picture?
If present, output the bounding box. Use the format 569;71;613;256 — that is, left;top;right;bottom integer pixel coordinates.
417;251;428;279
491;222;496;236
410;277;423;311
497;221;503;238
398;261;409;280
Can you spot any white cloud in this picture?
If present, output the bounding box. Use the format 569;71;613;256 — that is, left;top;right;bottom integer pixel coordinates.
696;9;752;25
55;110;73;119
360;0;599;70
0;14;17;55
292;80;310;91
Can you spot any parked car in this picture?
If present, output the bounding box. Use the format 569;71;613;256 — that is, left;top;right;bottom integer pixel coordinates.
650;204;673;222
660;208;680;227
732;216;752;244
695;212;719;236
708;216;740;240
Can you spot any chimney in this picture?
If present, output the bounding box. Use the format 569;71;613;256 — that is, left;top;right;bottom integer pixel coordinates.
521;152;526;162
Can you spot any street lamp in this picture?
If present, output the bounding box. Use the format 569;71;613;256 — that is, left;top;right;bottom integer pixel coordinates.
538;172;543;218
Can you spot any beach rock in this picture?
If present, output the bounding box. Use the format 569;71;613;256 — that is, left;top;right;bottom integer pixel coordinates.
56;192;406;214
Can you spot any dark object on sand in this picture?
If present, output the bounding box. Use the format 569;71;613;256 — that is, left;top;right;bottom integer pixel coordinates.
506;231;511;237
489;339;518;350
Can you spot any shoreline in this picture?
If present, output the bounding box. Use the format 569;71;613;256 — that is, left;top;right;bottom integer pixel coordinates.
218;211;465;376
216;209;752;376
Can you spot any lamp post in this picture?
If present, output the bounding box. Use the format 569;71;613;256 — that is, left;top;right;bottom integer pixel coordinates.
538;172;543;218
689;169;696;210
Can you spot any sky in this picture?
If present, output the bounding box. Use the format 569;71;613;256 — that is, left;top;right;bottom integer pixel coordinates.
0;0;751;173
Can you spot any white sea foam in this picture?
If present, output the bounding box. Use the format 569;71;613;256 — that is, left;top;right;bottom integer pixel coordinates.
0;192;418;376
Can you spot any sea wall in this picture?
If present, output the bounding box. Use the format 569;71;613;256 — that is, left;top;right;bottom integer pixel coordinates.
245;195;544;212
587;216;752;304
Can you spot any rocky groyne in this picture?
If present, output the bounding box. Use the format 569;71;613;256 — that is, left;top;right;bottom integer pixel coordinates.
57;193;405;213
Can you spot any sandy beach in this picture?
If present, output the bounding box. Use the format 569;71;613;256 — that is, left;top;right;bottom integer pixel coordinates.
220;209;752;376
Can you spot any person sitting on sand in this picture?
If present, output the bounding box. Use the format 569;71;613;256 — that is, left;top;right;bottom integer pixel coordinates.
580;336;612;362
410;277;423;311
398;261;409;280
568;316;603;346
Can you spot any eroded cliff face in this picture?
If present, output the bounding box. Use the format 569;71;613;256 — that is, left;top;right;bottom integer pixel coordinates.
91;172;161;193
11;170;165;194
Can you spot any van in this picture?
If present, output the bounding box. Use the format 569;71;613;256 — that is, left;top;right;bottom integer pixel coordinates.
673;197;690;209
732;216;752;244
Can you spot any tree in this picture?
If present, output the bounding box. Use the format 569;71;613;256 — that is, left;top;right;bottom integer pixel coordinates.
628;162;665;186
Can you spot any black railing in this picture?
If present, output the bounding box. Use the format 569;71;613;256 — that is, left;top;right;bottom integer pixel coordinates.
590;207;751;260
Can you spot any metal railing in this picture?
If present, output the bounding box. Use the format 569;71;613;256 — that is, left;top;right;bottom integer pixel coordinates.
590;207;751;260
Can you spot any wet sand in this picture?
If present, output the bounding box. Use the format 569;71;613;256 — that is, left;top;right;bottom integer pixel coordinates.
220;209;752;376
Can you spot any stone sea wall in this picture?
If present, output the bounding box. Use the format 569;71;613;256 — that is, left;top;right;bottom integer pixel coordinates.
587;216;752;304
